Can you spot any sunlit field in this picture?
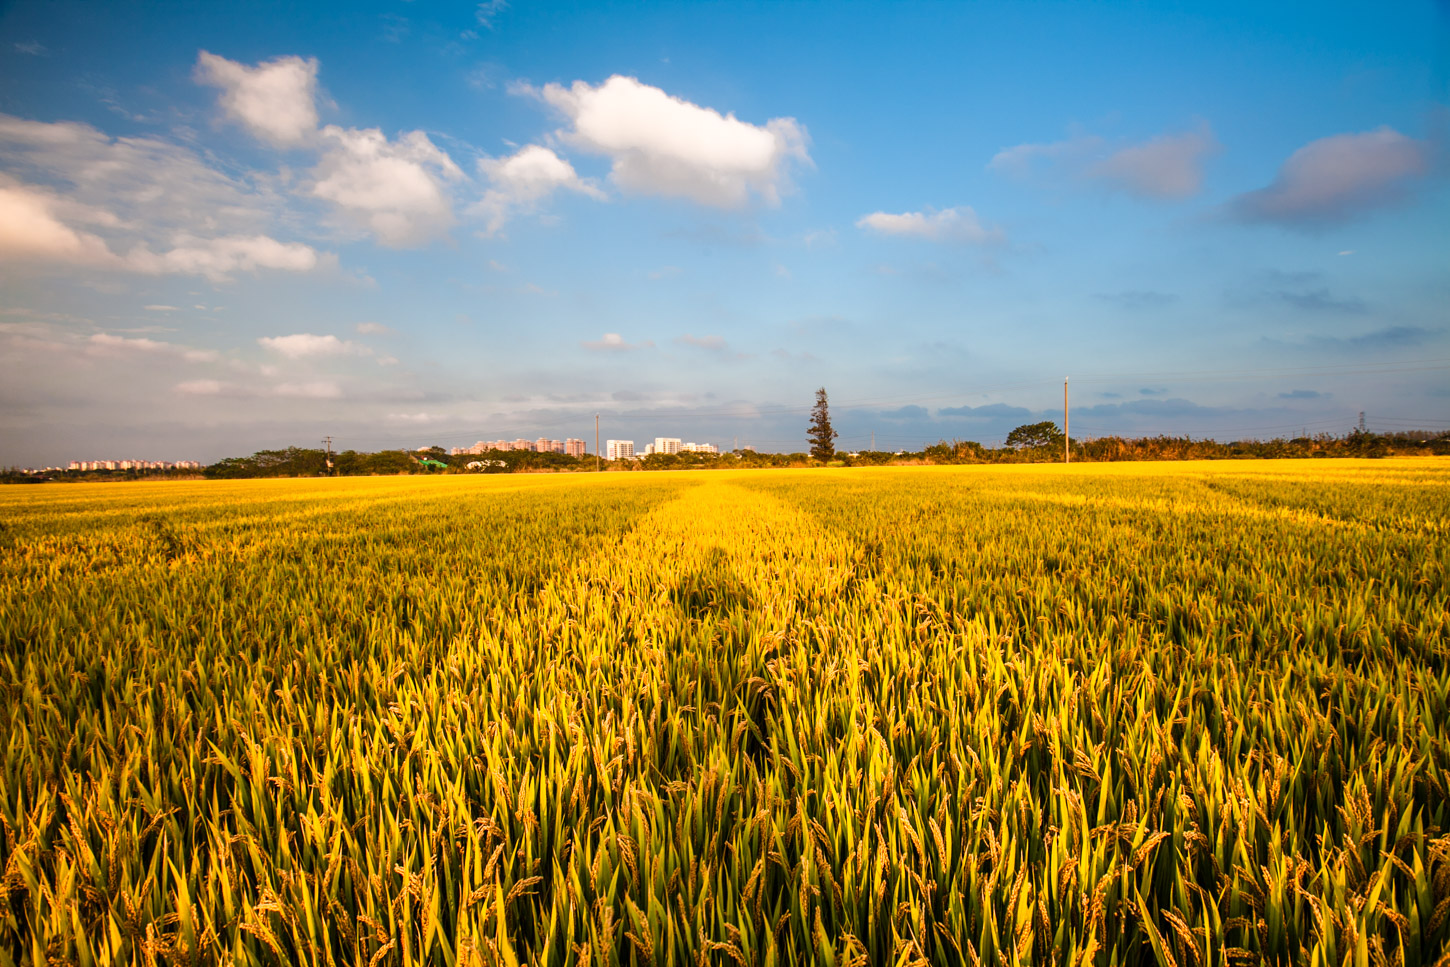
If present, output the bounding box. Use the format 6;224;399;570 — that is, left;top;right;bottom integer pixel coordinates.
2;460;1447;966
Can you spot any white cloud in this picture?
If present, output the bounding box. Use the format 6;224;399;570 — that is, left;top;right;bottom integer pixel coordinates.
311;125;464;246
144;304;180;311
258;332;368;358
0;181;323;281
195;51;320;147
990;124;1218;200
0;114;282;237
478;145;602;202
0;182;324;281
88;332;219;363
0;118;330;279
472;144;603;235
856;206;1004;244
274;380;342;398
127;234;323;282
386;411;443;424
582;332;653;351
531;75;809;208
1229;127;1429;226
355;321;393;334
0;182;120;266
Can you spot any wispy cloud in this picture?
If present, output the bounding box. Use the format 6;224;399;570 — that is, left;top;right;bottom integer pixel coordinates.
1273;288;1366;314
175;379;224;396
258;333;370;358
1095;290;1178;310
274;380;342;398
856;206;1003;244
1241;270;1368;315
990;122;1219;200
475;0;508;27
676;333;727;351
88;332;218;363
0;120;330;280
1263;325;1441;353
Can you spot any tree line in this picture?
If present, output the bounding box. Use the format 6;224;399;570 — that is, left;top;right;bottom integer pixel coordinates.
184;428;1446;481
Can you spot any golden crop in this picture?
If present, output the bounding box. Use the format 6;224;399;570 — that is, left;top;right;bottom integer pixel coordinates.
1;460;1447;966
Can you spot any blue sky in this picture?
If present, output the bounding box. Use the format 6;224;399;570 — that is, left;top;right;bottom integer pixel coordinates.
1;0;1446;463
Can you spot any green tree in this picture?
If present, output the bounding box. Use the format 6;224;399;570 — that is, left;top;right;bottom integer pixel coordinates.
807;387;837;461
1005;421;1064;450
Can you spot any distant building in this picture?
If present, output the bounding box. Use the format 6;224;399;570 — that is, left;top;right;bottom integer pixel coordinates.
606;439;635;461
453;436;586;457
64;458;200;471
642;438;717;456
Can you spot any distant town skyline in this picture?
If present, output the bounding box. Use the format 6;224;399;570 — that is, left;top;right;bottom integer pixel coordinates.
1;0;1446;465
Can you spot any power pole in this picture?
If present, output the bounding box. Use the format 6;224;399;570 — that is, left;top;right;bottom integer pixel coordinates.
595;413;600;472
1063;378;1069;465
322;435;333;475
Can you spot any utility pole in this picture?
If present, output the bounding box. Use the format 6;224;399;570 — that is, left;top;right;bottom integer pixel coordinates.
595;413;600;472
322;435;333;475
1063;378;1069;465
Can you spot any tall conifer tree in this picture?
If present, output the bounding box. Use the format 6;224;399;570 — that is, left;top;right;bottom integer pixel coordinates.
807;387;837;461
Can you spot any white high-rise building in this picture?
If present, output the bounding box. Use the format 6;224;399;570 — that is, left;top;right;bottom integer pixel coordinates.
606;440;635;461
653;437;683;455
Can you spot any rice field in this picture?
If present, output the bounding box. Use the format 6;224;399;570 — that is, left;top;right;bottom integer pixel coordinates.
1;459;1447;966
